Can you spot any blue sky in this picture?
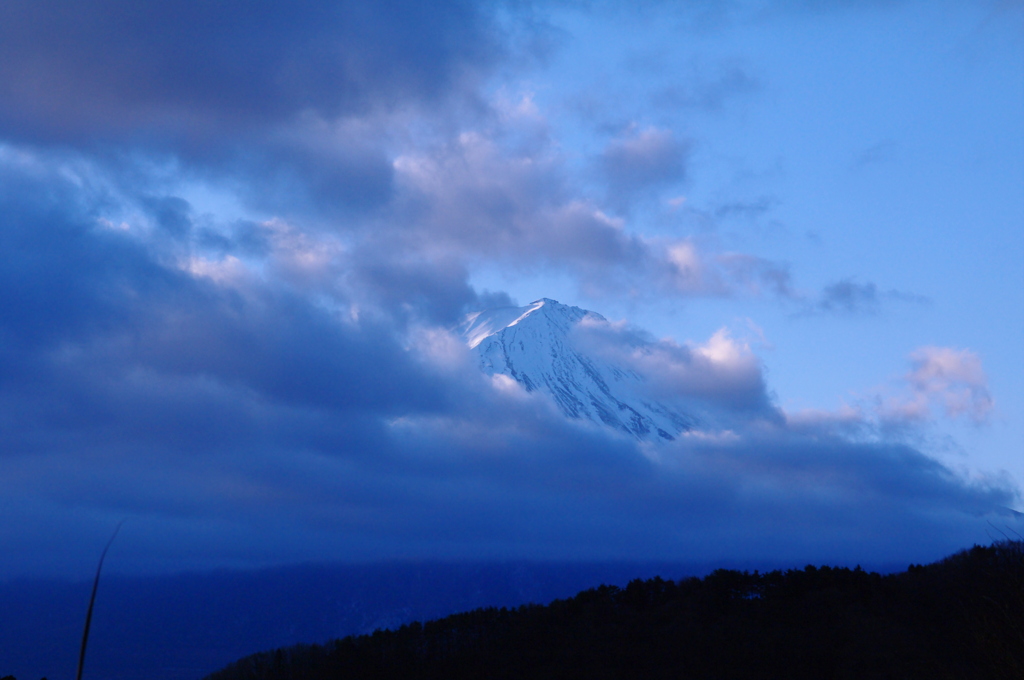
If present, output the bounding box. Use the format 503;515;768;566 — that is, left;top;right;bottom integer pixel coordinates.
0;0;1020;578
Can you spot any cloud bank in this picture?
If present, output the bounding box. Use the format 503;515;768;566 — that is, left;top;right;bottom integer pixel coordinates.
0;1;1015;577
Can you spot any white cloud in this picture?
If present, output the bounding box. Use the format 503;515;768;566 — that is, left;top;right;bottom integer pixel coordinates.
664;240;722;294
573;317;776;420
183;254;247;285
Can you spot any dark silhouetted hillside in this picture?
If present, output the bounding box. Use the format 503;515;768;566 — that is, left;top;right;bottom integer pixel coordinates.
205;540;1024;680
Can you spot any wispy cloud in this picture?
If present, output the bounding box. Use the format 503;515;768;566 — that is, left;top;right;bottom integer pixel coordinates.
796;278;930;316
785;345;997;432
600;125;690;206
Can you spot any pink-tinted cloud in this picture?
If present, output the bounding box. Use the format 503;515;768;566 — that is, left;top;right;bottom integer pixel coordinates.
784;346;996;433
883;347;994;425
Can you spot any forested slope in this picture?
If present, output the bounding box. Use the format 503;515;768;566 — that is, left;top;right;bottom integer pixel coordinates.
207;540;1023;680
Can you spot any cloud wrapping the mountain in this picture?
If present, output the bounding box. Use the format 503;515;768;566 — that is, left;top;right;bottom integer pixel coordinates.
0;155;1014;576
573;318;777;420
0;2;797;306
0;0;930;317
0;2;1016;578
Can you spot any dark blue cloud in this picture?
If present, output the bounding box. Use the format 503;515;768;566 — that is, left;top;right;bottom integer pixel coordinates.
0;164;167;348
352;253;483;325
0;0;496;141
0;165;449;431
0;1;500;217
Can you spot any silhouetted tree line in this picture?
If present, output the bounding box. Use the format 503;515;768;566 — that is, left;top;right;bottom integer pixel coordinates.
92;541;1016;678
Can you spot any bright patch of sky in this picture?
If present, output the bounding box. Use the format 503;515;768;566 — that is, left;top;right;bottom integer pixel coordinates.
472;0;1024;488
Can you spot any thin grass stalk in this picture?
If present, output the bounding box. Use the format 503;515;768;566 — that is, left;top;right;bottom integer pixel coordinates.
75;521;123;680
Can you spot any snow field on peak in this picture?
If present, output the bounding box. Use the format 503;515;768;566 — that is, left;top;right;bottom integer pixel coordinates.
458;299;692;441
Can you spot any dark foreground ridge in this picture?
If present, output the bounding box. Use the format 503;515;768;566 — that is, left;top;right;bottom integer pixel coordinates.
205;540;1023;680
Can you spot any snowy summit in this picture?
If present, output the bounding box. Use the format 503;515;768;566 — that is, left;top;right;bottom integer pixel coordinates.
458;299;692;441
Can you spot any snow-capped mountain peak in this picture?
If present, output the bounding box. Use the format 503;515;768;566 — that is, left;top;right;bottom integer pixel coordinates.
460;298;594;348
457;298;692;441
